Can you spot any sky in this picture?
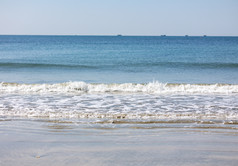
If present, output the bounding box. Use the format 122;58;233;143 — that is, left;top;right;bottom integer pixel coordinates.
0;0;238;36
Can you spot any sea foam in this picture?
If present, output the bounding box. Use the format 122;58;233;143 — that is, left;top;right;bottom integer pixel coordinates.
0;81;238;94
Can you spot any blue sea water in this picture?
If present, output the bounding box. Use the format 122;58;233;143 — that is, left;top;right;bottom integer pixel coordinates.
1;36;238;166
0;35;238;84
0;35;238;122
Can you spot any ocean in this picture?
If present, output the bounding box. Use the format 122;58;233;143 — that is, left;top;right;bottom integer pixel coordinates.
1;35;238;122
1;35;238;84
1;35;238;165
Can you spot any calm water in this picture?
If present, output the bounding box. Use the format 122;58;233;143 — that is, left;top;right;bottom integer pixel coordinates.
1;35;238;84
0;35;238;123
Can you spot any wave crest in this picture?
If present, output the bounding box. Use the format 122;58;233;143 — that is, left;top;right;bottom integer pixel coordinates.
1;81;238;94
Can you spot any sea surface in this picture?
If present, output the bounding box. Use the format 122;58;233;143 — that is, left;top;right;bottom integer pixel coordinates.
1;35;238;165
0;35;238;124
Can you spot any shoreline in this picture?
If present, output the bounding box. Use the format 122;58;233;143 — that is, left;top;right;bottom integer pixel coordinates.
1;118;238;166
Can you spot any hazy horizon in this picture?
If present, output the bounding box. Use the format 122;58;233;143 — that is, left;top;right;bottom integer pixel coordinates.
0;0;238;36
1;34;238;37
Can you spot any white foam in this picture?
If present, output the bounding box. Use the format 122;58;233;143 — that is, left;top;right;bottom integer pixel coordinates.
0;93;238;121
1;81;238;94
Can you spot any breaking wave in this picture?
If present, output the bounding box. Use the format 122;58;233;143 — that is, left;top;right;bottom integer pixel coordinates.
1;81;238;94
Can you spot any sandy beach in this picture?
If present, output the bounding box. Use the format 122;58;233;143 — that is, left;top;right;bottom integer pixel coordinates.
1;118;238;166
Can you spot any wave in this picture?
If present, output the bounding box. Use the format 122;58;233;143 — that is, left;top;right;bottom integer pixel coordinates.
1;81;238;94
0;62;97;69
143;62;238;69
1;62;238;70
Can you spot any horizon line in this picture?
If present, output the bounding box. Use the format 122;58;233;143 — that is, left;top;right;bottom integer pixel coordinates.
0;34;238;37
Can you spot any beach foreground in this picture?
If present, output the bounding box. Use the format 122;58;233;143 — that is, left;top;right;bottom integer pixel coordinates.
0;118;238;166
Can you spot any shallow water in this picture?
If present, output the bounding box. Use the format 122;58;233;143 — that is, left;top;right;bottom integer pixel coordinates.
1;93;238;121
0;118;238;166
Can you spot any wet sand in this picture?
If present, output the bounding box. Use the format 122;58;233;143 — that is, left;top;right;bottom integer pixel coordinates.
0;118;238;166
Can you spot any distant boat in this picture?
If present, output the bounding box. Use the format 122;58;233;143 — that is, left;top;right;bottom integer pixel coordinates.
117;34;122;37
161;35;166;37
185;35;189;37
203;35;207;37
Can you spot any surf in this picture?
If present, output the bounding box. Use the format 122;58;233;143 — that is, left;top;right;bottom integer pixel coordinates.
1;81;238;94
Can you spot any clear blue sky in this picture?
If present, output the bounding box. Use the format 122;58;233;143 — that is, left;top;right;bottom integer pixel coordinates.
0;0;238;36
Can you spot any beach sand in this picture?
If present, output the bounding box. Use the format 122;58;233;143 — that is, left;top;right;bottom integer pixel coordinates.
0;118;238;166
